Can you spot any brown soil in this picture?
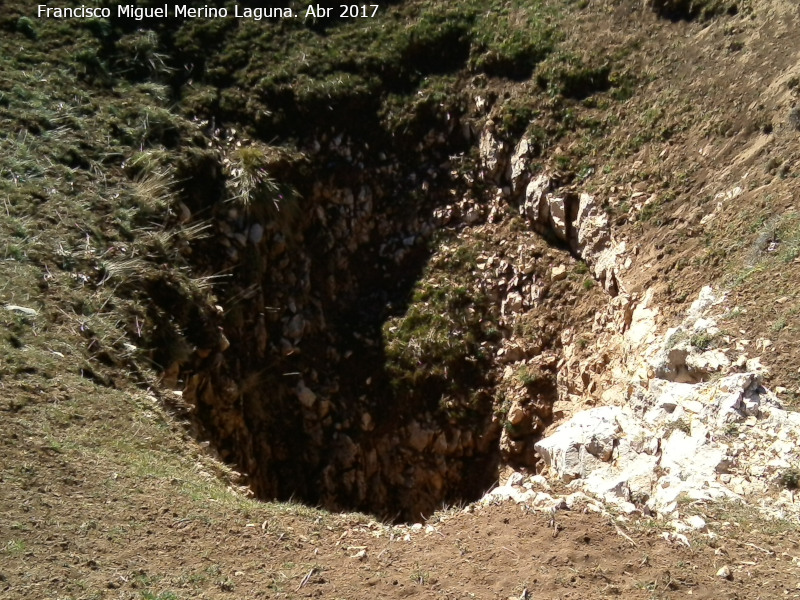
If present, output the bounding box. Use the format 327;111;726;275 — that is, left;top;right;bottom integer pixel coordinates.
567;0;800;395
2;375;799;600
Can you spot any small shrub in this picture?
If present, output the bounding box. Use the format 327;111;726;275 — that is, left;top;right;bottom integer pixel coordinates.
771;316;787;332
516;366;535;386
15;17;37;40
410;564;430;585
582;278;595;291
779;467;800;491
639;201;662;222
555;154;572;170
3;540;25;556
664;418;691;437
690;330;717;351
723;422;740;437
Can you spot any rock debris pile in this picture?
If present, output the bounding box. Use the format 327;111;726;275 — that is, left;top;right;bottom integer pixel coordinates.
493;287;800;526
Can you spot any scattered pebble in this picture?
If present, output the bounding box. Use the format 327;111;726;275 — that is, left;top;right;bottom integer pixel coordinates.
716;565;732;580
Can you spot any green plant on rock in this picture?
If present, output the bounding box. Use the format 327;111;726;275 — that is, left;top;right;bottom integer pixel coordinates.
664;418;691;437
516;365;536;387
780;467;800;491
690;330;717;351
383;240;496;418
639;200;662;222
225;145;281;212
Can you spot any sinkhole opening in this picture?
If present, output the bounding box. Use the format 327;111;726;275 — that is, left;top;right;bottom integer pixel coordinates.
174;171;569;522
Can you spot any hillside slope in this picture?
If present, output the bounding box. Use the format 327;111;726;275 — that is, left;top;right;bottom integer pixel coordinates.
2;0;800;598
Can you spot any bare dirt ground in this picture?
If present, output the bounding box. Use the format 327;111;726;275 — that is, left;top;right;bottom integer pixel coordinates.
2;374;800;600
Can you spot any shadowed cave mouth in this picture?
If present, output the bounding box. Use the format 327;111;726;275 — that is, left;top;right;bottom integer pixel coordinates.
174;120;565;524
81;0;627;524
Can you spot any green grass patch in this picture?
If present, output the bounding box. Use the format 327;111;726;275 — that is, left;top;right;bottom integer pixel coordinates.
383;236;498;420
690;330;718;351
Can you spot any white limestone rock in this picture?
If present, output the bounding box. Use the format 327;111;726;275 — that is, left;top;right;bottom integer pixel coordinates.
534;406;623;482
521;174;551;223
508;137;532;196
574;193;610;255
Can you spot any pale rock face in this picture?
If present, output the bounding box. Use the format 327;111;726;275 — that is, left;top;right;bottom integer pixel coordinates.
501;291;525;315
550;264;568;281
452;151;800;524
534;369;791;517
505;471;525;487
533;406;622;482
590;240;626;295
686;515;707;531
508;137;532;197
478;122;506;181
574;193;610;255
581;450;659;504
521;174;551;224
531;285;794;519
686;349;730;378
483;484;535;504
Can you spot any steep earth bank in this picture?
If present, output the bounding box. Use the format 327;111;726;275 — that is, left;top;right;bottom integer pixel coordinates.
3;0;800;525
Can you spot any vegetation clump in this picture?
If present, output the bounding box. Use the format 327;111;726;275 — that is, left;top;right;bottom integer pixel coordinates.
780;467;800;491
690;330;719;351
383;239;498;420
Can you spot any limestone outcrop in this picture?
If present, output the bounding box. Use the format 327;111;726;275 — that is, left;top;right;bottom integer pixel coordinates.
527;287;800;522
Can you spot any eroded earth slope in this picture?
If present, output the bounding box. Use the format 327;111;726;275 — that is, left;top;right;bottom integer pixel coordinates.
2;0;800;598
